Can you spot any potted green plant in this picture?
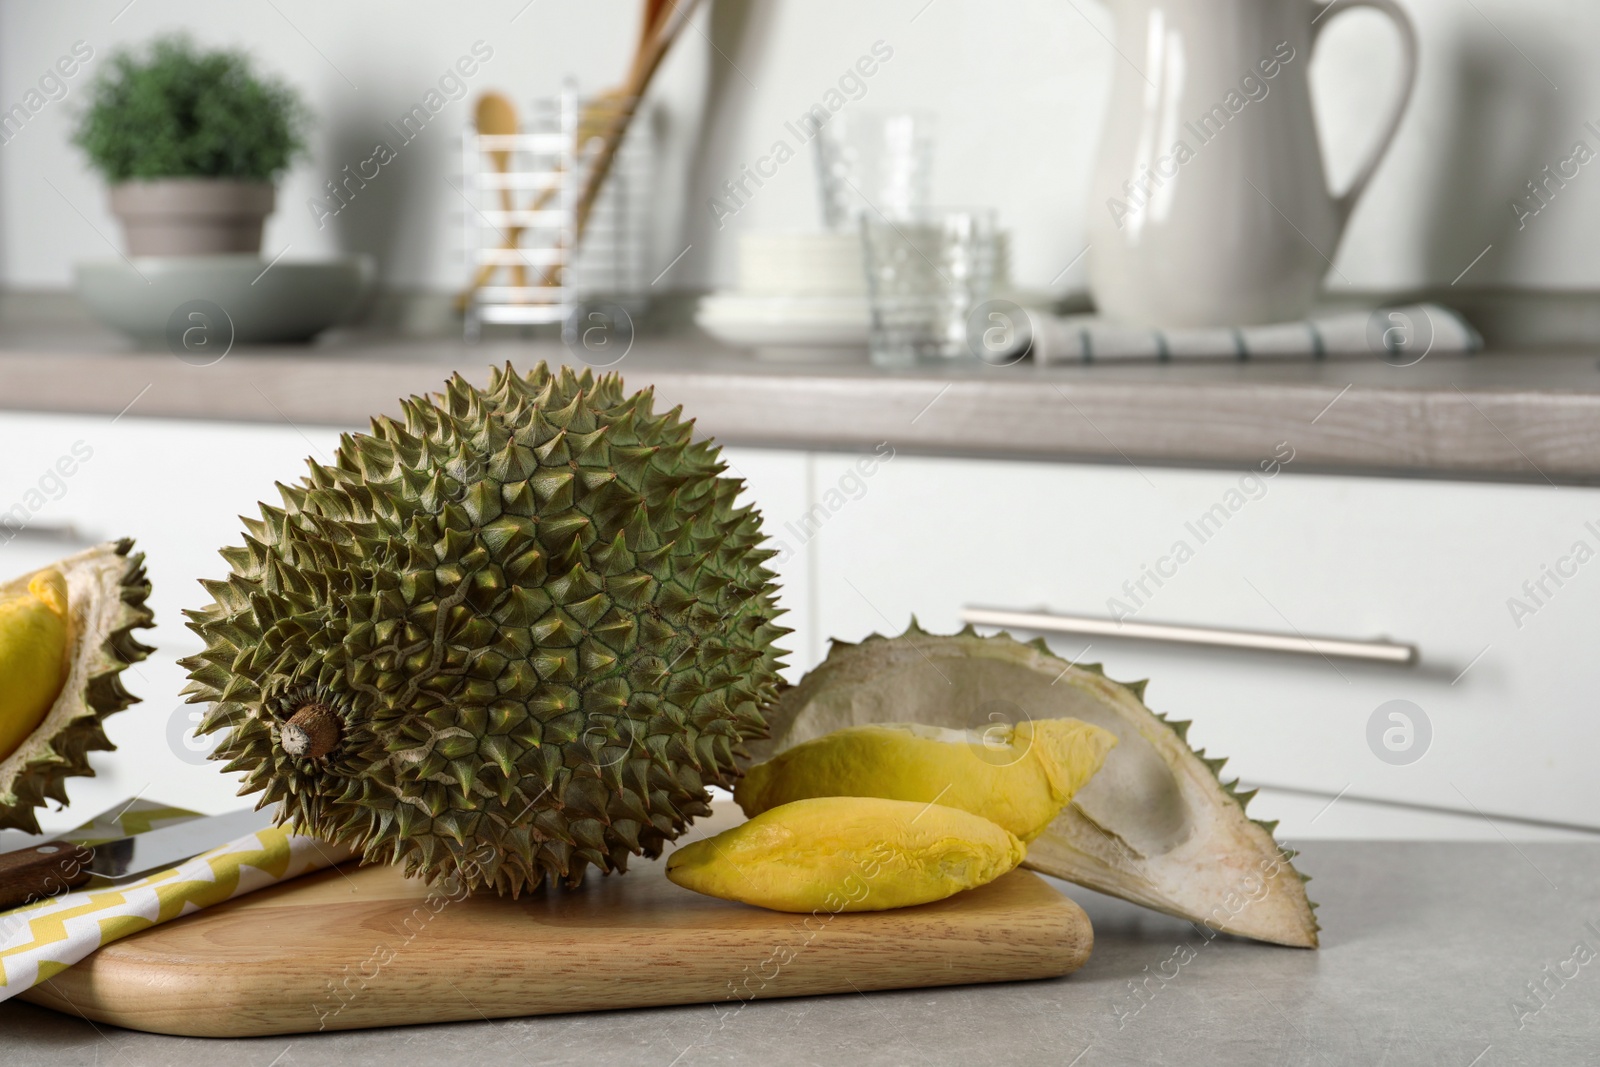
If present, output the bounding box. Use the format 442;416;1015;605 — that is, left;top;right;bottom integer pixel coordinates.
73;36;310;256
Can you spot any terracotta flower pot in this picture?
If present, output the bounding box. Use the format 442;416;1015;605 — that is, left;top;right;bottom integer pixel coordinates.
109;179;275;256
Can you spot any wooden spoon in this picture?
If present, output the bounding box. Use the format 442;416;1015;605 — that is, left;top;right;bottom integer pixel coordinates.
457;1;700;313
572;0;702;239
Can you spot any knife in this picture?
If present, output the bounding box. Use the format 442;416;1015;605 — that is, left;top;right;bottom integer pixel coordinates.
0;799;205;856
0;806;278;912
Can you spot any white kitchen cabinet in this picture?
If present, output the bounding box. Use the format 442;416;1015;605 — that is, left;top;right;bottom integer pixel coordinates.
0;412;347;642
0;410;809;827
0;411;348;822
4;403;1591;843
804;450;1600;842
714;447;813;681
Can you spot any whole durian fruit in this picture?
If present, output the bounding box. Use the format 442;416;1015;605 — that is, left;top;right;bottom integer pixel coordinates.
182;364;787;895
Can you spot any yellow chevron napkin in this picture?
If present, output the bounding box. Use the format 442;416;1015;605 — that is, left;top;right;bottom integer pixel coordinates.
0;824;355;996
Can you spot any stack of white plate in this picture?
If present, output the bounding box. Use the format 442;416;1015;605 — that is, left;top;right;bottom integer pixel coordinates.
698;230;1015;362
736;232;868;296
697;233;871;362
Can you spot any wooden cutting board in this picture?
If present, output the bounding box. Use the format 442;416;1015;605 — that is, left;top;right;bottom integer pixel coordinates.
20;807;1093;1037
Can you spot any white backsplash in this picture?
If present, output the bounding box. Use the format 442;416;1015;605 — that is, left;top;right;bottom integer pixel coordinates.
0;0;1594;296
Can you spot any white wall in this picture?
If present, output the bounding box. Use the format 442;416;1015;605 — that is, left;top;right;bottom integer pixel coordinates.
0;0;1596;296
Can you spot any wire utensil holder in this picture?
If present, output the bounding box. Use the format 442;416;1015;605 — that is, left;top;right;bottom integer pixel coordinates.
462;82;651;342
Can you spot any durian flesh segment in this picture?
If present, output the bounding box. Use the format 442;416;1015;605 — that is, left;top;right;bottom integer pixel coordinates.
734;719;1117;842
666;796;1025;912
0;571;73;762
0;540;155;834
753;625;1319;948
183;364;787;897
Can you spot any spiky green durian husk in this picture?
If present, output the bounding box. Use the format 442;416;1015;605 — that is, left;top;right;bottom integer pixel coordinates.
753;621;1319;948
182;364;787;896
0;539;155;834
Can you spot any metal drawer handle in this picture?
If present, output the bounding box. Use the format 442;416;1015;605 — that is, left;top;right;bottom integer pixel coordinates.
0;521;95;546
961;607;1418;666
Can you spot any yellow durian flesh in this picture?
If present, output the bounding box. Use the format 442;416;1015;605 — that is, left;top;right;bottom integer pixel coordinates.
750;624;1321;948
0;570;72;762
0;540;155;834
734;718;1117;842
666;796;1025;913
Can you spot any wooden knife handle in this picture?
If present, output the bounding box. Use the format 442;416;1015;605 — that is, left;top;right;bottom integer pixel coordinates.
0;840;94;912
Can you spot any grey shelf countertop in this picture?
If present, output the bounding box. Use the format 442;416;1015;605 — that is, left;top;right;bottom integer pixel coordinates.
4;329;1600;483
5;841;1598;1065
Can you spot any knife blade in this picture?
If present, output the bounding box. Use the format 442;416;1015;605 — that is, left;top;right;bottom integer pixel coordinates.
0;797;204;855
0;806;279;912
0;797;176;898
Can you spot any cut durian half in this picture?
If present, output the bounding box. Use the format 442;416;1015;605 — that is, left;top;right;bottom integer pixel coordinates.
750;623;1318;948
0;539;155;833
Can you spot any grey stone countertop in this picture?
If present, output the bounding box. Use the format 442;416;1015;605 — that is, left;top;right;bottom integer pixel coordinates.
4;841;1598;1066
4;327;1600;484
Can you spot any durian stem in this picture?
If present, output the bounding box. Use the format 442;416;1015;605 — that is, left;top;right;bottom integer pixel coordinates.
281;702;341;759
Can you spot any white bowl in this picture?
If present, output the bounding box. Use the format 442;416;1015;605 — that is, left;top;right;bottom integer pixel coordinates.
76;255;375;346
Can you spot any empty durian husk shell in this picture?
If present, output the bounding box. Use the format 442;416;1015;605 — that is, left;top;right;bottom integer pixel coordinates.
0;539;155;833
750;623;1319;948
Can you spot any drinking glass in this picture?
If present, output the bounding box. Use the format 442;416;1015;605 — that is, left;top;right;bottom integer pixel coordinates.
814;110;935;230
860;209;997;366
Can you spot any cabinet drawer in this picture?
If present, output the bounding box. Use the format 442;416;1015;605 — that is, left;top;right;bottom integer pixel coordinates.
717;447;813;681
808;451;1600;834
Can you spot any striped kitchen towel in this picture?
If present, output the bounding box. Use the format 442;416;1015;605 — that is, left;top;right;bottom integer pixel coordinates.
0;815;354;997
1025;304;1480;364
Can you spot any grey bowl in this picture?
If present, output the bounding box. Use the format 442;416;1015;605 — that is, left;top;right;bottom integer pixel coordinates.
75;254;375;346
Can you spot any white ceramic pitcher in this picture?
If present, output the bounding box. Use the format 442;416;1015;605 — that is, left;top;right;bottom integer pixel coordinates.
1086;0;1417;328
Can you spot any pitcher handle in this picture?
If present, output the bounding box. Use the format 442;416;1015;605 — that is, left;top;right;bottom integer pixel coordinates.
1312;0;1420;232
